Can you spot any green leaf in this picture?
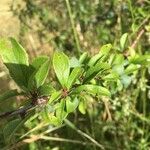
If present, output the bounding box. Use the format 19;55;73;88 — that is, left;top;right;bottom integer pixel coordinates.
31;56;49;69
0;38;29;65
3;119;21;143
48;115;61;126
56;100;68;123
112;54;125;65
79;52;88;64
70;57;80;68
125;64;141;75
84;62;110;83
112;64;124;75
128;54;150;65
0;90;21;102
120;33;128;51
96;62;111;74
100;44;112;55
78;99;86;114
117;80;123;91
102;72;119;81
35;60;51;88
88;44;112;67
40;106;52;122
66;97;79;113
27;56;49;90
48;90;61;104
53;52;70;88
74;85;111;97
67;67;83;89
121;74;132;88
3;114;31;143
38;83;55;96
0;38;29;88
88;54;102;66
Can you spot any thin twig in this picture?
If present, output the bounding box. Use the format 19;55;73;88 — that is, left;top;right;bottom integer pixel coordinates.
64;119;105;150
0;105;35;119
132;15;150;34
103;99;112;121
124;15;149;57
20;122;48;139
43;124;65;134
20;123;65;139
65;0;81;56
7;134;96;150
124;29;145;57
131;29;145;49
41;135;93;146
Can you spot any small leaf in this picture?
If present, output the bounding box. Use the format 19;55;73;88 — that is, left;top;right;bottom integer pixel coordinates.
102;72;119;81
35;60;51;88
121;74;132;88
56;100;68;123
99;44;112;55
120;33;128;51
78;99;86;114
0;38;29;65
48;115;61;126
117;80;123;91
40;106;52;122
79;52;88;64
27;56;49;90
88;54;102;66
66;97;79;113
112;54;124;65
53;52;70;88
70;57;80;68
48;91;61;104
112;64;124;75
88;44;112;67
0;90;22;102
67;67;83;89
128;54;150;65
84;62;110;83
125;64;141;75
0;38;29;88
74;85;111;97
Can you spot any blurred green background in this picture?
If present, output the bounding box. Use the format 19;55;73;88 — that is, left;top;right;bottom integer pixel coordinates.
0;0;150;149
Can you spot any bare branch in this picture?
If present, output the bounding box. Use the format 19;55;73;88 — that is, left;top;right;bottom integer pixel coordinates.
0;105;35;119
